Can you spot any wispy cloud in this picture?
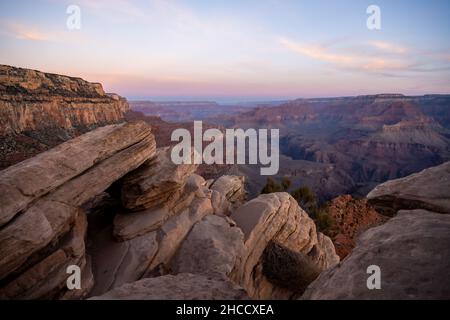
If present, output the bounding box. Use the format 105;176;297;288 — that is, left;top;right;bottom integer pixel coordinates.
0;20;89;44
368;41;408;54
278;37;448;77
279;38;353;64
1;21;50;41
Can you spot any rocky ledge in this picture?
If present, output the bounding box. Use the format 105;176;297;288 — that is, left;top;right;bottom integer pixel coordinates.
367;161;450;215
302;161;450;300
0;119;342;299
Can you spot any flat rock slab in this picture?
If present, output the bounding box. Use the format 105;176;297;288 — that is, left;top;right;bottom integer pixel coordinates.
367;161;450;215
0;121;152;227
121;147;197;211
302;209;450;300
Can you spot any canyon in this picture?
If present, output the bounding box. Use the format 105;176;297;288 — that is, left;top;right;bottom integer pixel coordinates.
182;94;450;200
0;65;449;300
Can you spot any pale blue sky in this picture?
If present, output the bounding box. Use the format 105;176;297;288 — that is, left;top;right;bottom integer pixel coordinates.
0;0;449;101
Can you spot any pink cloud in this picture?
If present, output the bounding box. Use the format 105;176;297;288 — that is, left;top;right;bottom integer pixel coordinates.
368;41;408;54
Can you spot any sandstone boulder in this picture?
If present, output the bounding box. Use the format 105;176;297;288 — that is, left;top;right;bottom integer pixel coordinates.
0;121;153;227
144;197;214;274
0;210;90;299
121;147;198;211
0;122;156;280
90;273;249;300
230;192;339;299
113;184;196;241
88;227;159;296
302;209;450;300
172;215;244;276
211;175;246;207
367;161;450;215
90;196;214;296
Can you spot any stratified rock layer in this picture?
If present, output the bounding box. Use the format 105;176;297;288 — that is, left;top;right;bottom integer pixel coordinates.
121;147;198;211
0;64;128;136
0;121;152;227
0;122;156;298
0;65;129;169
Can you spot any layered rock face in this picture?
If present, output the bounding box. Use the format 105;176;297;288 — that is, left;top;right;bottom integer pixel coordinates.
0;114;342;299
0;65;129;169
0;121;156;299
86;142;251;297
303;162;450;300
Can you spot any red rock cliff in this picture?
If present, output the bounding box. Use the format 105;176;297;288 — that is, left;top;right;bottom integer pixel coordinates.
0;65;129;169
0;65;129;135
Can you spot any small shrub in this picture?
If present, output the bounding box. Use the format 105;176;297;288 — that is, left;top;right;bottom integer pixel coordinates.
262;241;321;294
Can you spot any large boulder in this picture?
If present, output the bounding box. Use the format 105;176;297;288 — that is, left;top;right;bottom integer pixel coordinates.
87;227;159;297
0;210;91;299
121;147;198;211
367;161;450;215
90;273;249;300
0;121;152;227
229;192;339;299
90;196;214;296
302;209;450;300
210;175;246;215
113;183;196;241
0;122;155;284
171;215;245;276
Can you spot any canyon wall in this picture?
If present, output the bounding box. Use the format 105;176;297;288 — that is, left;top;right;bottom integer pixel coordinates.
0;65;129;169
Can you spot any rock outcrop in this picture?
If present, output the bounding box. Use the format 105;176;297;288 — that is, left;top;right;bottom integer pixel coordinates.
121;147;198;211
302;209;450;300
90;273;249;300
89;148;213;296
171;215;245;276
367;161;450;215
303;162;450;300
229;192;339;299
209;175;246;215
0;210;92;300
0;121;156;298
0;65;129;169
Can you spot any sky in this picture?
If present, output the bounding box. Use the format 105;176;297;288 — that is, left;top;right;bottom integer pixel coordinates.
0;0;449;101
